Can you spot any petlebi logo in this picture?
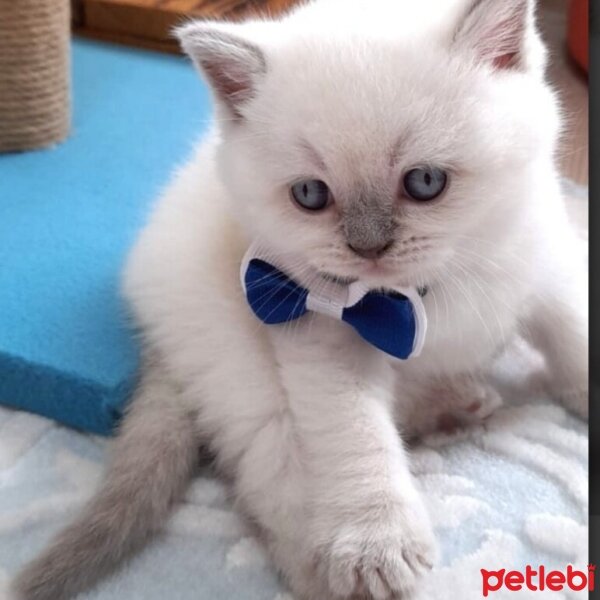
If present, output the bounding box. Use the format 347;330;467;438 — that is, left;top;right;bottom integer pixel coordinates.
481;565;595;596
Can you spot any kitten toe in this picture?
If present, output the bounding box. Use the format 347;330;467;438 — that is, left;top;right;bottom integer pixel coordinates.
318;504;436;599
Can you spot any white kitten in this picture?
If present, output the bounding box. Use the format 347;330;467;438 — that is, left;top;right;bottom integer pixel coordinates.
14;1;587;599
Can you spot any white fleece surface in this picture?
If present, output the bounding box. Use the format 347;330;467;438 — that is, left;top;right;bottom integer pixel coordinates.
0;183;588;600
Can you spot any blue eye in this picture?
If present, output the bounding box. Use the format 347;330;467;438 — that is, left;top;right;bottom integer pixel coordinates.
403;167;447;201
291;179;331;211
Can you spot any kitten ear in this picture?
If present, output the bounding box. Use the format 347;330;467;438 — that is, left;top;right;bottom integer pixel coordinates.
453;0;533;71
176;21;266;119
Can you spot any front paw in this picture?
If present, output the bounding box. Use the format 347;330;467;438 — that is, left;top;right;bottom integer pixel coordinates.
314;503;436;599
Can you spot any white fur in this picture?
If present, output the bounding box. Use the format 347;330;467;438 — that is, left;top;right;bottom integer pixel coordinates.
123;1;588;597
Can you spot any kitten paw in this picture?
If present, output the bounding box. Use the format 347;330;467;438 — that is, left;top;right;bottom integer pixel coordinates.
316;505;436;599
401;377;502;439
434;382;502;434
556;387;588;420
525;371;588;420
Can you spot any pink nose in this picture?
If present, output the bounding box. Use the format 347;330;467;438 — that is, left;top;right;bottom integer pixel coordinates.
347;241;393;259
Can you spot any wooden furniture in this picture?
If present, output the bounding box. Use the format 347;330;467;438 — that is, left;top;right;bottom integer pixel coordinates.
568;0;588;73
75;0;299;53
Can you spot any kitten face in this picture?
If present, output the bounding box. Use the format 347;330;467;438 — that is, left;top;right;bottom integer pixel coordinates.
180;0;559;289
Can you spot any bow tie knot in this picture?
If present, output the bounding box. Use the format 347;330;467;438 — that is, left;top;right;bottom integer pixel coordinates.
241;246;427;360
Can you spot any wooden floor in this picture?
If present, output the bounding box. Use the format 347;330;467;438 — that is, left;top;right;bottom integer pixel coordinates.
79;0;298;51
539;0;588;185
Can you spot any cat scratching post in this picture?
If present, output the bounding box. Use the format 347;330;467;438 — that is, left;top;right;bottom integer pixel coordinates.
0;0;71;152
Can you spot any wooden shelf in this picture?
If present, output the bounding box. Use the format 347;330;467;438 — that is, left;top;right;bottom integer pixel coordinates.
77;0;298;52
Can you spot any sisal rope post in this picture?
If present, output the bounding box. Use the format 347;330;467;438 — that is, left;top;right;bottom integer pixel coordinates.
0;0;71;152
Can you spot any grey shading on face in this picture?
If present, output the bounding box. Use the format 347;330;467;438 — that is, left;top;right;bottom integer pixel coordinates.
341;186;397;259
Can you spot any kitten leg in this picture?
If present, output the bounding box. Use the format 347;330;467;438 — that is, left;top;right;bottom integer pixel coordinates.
521;264;588;418
261;320;436;600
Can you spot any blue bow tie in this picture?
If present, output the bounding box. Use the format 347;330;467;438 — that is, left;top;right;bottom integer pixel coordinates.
241;257;427;360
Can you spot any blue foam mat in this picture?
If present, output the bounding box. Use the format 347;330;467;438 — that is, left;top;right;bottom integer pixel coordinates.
0;38;211;434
